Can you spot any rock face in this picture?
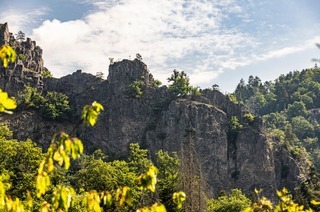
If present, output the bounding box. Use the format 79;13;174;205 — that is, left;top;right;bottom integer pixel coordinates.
0;23;309;199
0;23;44;96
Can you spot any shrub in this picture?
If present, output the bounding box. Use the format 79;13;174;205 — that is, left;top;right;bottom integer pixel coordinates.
16;86;45;109
153;79;162;87
229;116;243;132
18;54;25;61
41;67;53;78
228;116;243;141
227;94;238;104
42;91;70;120
243;113;255;124
16;86;70;120
128;80;145;98
208;189;251;212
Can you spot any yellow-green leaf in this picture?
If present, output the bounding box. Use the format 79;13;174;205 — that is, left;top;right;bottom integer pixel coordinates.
311;199;320;205
172;191;186;209
0;46;16;68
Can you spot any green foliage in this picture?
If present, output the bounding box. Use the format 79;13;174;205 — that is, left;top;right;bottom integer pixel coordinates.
291;116;314;140
82;101;104;126
129;143;150;173
234;68;320;177
243;113;255;124
286;101;309;119
0;45;16;67
42;91;70;120
0;66;183;210
128;80;145;98
0;124;13;139
17;86;70;120
156;151;180;209
208;189;251;212
229;116;242;133
0;138;43;200
172;191;186;209
137;165;158;192
244;188;314;212
18;54;26;61
227;116;243;143
41;67;53;78
16;86;44;109
72;156;134;192
227;94;238;104
0;89;17;114
263;112;288;130
167;69;200;97
153;79;162;87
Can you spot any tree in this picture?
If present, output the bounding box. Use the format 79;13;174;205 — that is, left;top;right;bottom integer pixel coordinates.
167;69;199;97
156;150;180;209
96;72;104;79
0;138;43;199
291;116;314;140
286;101;309;120
15;31;25;42
136;53;142;61
179;128;207;212
212;84;219;90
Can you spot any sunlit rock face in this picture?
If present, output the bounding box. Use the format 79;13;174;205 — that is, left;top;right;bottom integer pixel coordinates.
0;23;44;96
0;23;309;199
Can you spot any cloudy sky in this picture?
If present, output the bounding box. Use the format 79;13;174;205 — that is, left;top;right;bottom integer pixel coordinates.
1;0;320;92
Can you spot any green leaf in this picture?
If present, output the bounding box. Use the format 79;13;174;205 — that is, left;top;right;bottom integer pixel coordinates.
82;101;104;126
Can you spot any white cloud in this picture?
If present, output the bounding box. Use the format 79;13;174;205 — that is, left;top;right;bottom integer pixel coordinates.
254;35;320;62
0;8;48;35
31;0;256;84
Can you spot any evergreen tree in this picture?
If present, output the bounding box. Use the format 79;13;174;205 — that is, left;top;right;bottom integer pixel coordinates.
15;31;25;42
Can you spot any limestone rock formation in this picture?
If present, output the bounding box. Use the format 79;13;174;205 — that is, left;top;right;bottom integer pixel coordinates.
0;23;310;199
0;23;44;96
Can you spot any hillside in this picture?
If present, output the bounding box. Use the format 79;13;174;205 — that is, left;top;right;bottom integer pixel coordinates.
234;68;320;172
0;22;313;202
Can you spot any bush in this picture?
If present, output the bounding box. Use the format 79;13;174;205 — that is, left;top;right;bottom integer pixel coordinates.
16;86;45;109
208;189;251;212
227;94;238;104
16;86;70;120
243;113;255;124
0;124;12;139
18;54;25;61
42;91;70;120
153;79;162;87
128;80;145;98
41;67;53;78
228;116;243;141
229;116;242;133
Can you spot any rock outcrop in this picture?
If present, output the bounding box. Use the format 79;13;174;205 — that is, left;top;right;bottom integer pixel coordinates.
0;23;44;96
0;23;309;199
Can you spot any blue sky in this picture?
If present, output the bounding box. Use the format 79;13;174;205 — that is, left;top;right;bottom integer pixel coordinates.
1;0;320;92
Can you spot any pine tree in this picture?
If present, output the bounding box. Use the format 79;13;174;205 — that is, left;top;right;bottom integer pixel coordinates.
16;31;25;42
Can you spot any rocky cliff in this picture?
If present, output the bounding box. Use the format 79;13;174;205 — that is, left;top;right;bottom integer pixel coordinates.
0;23;310;199
0;23;44;96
